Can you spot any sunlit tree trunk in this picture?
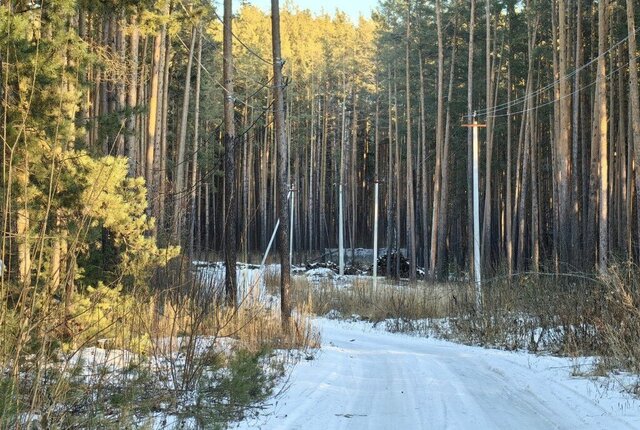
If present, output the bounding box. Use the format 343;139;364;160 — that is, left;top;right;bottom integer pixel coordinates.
126;12;140;177
481;0;495;269
627;0;640;262
146;30;163;236
405;5;416;282
430;0;444;279
596;0;608;275
189;26;203;260
556;0;572;268
174;24;197;244
466;0;475;277
571;0;583;264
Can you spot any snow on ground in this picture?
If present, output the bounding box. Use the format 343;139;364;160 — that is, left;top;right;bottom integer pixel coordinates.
234;318;640;430
193;261;277;305
305;267;336;280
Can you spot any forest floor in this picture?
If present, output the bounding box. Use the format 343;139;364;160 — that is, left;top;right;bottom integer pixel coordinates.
234;317;640;430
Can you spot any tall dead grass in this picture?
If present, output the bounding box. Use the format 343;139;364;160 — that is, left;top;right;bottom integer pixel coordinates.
291;276;468;322
289;272;611;358
598;263;640;372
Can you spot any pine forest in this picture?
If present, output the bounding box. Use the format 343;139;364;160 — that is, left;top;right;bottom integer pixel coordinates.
3;0;640;427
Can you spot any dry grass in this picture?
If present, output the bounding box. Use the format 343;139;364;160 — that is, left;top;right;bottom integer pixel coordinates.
598;263;640;372
287;272;611;358
0;259;319;429
290;276;469;322
264;265;281;296
144;262;640;393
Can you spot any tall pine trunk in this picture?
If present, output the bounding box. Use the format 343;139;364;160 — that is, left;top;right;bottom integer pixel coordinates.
466;0;476;277
146;30;163;236
126;13;140;177
189;26;203;259
596;0;608;275
556;0;572;267
627;0;640;262
223;0;238;305
437;24;458;277
174;24;197;244
272;0;291;328
430;0;445;279
405;6;416;282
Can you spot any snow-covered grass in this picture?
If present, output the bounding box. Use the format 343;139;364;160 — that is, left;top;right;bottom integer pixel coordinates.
9;315;297;429
8;260;640;429
0;261;320;429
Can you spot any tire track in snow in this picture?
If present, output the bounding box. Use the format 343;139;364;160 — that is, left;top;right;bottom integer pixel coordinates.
235;319;640;429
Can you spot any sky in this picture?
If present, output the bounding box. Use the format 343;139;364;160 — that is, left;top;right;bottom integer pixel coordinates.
238;0;378;22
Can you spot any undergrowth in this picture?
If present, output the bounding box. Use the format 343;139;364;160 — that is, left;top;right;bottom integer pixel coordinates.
292;263;640;377
0;257;317;429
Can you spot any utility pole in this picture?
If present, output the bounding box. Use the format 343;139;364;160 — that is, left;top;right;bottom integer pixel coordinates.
373;81;380;288
271;0;291;328
463;113;485;313
339;183;345;275
373;180;379;288
339;94;346;276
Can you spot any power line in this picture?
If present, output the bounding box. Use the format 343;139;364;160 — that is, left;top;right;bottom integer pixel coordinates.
160;99;275;201
174;32;271;111
471;25;640;119
211;8;274;66
486;52;640;119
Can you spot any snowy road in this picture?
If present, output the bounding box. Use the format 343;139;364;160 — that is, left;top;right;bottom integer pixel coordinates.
236;319;640;429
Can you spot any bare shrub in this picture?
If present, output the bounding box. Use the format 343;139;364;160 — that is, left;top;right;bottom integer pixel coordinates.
599;263;640;372
264;265;281;296
292;276;466;324
445;274;603;354
0;256;317;428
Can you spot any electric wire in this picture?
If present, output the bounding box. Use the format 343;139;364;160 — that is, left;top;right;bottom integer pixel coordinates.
469;25;640;119
486;52;640;119
210;8;275;66
174;33;272;111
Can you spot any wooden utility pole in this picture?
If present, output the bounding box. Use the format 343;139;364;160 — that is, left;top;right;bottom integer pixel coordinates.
223;0;237;306
339;80;347;276
272;0;291;328
405;2;416;283
463;114;485;313
373;76;380;289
